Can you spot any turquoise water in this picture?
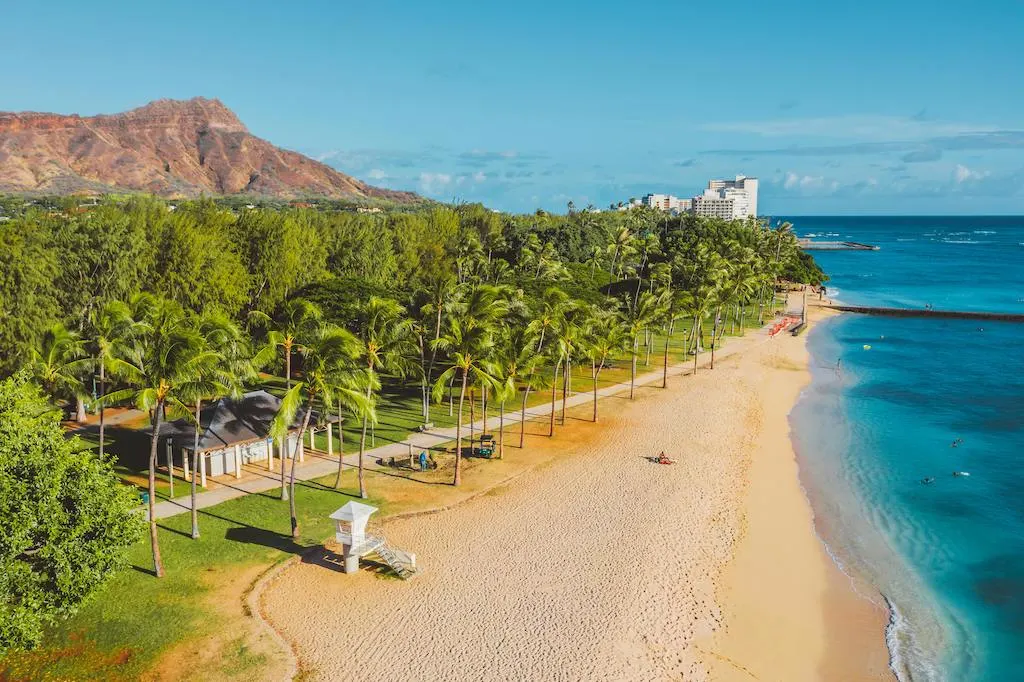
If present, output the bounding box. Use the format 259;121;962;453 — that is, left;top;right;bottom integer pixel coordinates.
786;217;1024;682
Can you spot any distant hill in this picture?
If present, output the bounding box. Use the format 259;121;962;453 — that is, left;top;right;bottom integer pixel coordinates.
0;97;418;202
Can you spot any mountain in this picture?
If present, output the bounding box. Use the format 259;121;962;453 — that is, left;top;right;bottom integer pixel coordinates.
0;97;417;201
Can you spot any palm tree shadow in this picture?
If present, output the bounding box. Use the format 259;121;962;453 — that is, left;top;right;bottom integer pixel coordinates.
224;526;305;555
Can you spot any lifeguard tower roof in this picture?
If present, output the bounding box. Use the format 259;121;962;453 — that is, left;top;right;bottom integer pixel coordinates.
330;501;378;523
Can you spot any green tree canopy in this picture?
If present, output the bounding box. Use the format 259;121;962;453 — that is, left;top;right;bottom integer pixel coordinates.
0;373;142;651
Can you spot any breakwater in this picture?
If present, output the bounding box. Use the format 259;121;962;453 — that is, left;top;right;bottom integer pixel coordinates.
828;304;1024;322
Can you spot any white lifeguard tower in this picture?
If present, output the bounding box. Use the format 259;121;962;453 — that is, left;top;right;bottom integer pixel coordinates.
329;501;417;579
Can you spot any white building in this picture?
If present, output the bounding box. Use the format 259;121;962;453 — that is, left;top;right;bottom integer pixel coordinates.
633;175;758;219
701;175;758;219
641;193;692;213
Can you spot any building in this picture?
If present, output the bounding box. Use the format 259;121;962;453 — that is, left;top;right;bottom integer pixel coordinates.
633;175;758;219
699;175;758;219
158;390;338;479
641;193;692;213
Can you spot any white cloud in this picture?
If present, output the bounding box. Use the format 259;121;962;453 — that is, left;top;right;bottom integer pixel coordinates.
783;172;825;190
418;172;453;194
367;169;388;180
702;115;1001;141
472;171;487;183
954;164;988;184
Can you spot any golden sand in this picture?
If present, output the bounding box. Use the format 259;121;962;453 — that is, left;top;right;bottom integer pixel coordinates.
261;311;893;681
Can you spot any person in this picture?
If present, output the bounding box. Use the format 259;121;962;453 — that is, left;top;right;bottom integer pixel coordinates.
419;450;428;472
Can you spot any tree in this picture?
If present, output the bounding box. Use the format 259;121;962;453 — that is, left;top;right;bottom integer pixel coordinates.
105;296;215;578
251;298;322;501
0;218;61;376
271;324;366;537
0;373;142;651
431;318;496;486
182;314;263;539
584;310;629;421
352;297;413;498
87;300;136;459
620;292;664;399
29;323;90;423
493;326;540;456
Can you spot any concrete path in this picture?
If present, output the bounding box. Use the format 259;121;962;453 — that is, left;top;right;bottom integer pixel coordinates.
149;305;798;521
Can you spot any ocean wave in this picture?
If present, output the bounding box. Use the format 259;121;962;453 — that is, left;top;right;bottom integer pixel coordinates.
896;238;917;242
942;239;984;244
972;230;997;234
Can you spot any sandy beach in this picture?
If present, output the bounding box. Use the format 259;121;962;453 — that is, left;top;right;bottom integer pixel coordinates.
261;309;893;681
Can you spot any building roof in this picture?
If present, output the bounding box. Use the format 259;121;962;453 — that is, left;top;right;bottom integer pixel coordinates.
160;389;335;452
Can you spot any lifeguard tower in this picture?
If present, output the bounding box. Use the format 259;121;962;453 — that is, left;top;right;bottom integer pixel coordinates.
329;501;417;579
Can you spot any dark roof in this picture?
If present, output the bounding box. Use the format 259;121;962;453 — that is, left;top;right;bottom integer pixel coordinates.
160;390;334;452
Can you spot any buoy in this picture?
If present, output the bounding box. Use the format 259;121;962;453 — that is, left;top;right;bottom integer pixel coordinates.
863;344;872;350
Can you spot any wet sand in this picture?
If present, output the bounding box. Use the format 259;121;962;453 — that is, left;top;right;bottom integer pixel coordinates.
261;315;892;681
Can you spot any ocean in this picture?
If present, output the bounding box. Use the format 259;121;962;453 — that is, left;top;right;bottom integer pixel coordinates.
785;217;1024;682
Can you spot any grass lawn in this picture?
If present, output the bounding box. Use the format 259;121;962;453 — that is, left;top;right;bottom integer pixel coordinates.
1;470;385;681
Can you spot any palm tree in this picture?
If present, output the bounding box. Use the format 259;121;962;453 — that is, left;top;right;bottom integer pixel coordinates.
584;310;629;422
250;298;322;501
493;325;541;455
182;314;263;540
431;318;496;486
678;245;727;374
553;305;583;426
421;273;456;423
87;300;136;458
352;297;413;498
272;324;367;537
30;323;91;422
105;296;215;577
620;292;664;399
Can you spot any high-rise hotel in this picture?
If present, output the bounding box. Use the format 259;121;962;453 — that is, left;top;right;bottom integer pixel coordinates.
639;175;759;219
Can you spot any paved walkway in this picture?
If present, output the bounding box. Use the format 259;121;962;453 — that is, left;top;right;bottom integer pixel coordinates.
149;303;800;521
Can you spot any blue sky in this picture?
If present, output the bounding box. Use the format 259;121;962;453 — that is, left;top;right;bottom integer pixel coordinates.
2;1;1023;214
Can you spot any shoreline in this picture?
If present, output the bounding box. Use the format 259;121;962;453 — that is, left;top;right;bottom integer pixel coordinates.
702;303;894;681
258;303;895;681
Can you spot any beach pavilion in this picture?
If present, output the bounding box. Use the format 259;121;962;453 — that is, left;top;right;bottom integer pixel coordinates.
157;389;339;485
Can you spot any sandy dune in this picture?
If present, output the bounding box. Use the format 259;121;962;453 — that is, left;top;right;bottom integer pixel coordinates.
261;322;890;681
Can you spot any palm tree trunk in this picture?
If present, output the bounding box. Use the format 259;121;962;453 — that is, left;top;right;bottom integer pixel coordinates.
560;356;568;425
98;358;106;458
426;305;444;422
191;397;200;539
662;327;671;388
711;310;720;370
75;396;87;423
498;400;505;459
693;318;700;374
469;388;475;452
418;335;428;421
454;370;468;485
519;383;530;448
281;347;291;501
482;385;487;435
148;402;165;578
549;361;559;436
630;337;638;399
289;401;314;538
334;399;345;489
592;371;599;422
358;383;371;499
645;330;652;366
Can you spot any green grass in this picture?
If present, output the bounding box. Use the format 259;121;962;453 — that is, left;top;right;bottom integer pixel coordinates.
1;472;382;681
